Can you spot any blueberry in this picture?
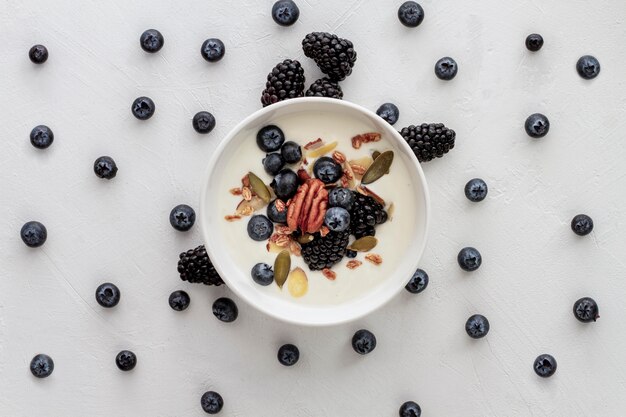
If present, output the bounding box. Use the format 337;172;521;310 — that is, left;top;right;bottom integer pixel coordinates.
571;214;593;236
280;141;302;163
398;1;424;27
247;215;274;241
193;111;216;134
457;247;482;271
525;113;550;138
30;125;54;149
376;103;400;125
313;156;343;184
267;199;288;223
272;0;300;26
201;38;225;62
277;343;300;366
116;350;137;371
263;153;286;176
324;207;350;232
435;57;458;81
465;314;490;339
212;297;238;323
140;29;164;53
525;33;544;52
169;204;196;232
399;401;421;417
270;169;299;200
251;263;274;286
346;250;357;259
405;269;428;294
20;221;47;248
576;55;600;79
328;187;355;210
95;282;121;308
464;178;488;202
534;354;557;378
201;391;224;414
30;354;54;378
573;297;599;323
352;329;376;355
94;156;118;180
29;45;48;64
257;125;285;152
132;96;155;120
169;290;190;311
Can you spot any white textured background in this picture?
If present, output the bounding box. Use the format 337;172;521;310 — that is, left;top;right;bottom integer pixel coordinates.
1;0;626;416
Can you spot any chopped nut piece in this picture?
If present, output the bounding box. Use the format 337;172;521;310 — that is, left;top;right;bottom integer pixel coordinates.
356;185;386;206
346;260;363;269
297;168;311;183
306;141;338;158
225;215;241;222
320;225;330;237
229;188;243;196
275;199;286;212
274;224;291;235
241;174;250;188
242;186;252;201
350;164;367;176
365;253;383;265
304;138;323;150
322;268;337;281
332;151;346;164
351;132;381;149
289;241;302;256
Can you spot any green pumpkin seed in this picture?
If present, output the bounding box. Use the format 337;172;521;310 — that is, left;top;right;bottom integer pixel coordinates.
348;236;378;252
274;250;291;289
361;150;394;184
297;233;314;244
248;172;271;203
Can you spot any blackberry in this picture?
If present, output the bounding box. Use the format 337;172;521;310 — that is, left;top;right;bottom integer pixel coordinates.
305;77;343;99
400;123;456;162
349;192;387;239
301;230;349;270
178;245;224;286
302;32;357;81
261;59;305;107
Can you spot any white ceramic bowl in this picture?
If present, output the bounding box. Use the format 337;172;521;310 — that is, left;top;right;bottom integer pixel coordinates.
200;98;429;326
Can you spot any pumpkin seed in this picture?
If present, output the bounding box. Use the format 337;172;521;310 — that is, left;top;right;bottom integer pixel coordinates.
248;172;271;203
361;150;394;184
274;250;291;289
372;150;381;160
297;233;314;244
287;267;308;297
348;236;378;252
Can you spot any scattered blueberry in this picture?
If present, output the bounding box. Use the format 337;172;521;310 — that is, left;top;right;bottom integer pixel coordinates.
169;290;191;311
464;178;488;202
525;34;544;52
576;55;600;79
346;250;357;258
533;354;557;378
132;96;155;120
201;38;225;62
201;391;224;414
399;401;422;417
247;215;274;241
573;297;599;323
30;354;54;378
169;204;196;232
352;329;376;355
193;111;216;134
571;214;593;236
405;268;429;294
280;141;302;163
251;263;274;286
434;57;458;80
263;152;286;175
212;297;238;323
30;125;54;149
524;113;550;138
20;221;47;248
457;247;482;272
465;314;490;339
267;199;288;224
277;343;300;366
257;125;285;152
376;103;400;125
272;0;300;26
324;207;350;232
270;169;299;200
398;1;424;27
116;350;137;371
29;45;48;64
95;283;121;308
94;156;118;180
313;156;343;184
140;29;164;53
328;187;355;210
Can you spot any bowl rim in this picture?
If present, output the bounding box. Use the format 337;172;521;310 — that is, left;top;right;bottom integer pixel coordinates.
200;97;430;326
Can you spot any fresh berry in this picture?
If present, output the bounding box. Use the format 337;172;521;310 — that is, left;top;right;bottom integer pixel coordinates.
29;45;48;64
193;111;216;134
30;354;54;378
576;55;600;79
257;125;285;152
270;168;299;200
272;0;300;26
201;38;225;62
524;113;550;138
400;123;456;162
280;141;302;164
571;214;593;236
267;199;288;223
398;1;424;27
434;57;458;80
140;29;164;53
328;187;355;210
464;178;488;202
95;283;121;308
116;350;137;371
263;153;286;176
376;103;400;125
94;156;118;179
534;354;557;378
305;77;343;99
131;96;155;120
405;269;428;294
525;34;544;51
313;156;343;184
457;247;482;271
573;297;599;323
399;401;422;417
169;290;190;311
169;204;196;232
351;329;376;355
21;221;47;247
277;343;300;366
301;230;349;270
349;192;387;239
251;263;274;286
261;59;305;106
302;32;357;81
346;250;357;258
247;215;274;241
212;297;238;323
178;245;224;286
324;207;350;232
465;314;490;339
201;391;224;414
30;125;54;149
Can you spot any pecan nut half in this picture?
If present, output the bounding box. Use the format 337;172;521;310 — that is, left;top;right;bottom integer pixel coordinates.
286;179;328;234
